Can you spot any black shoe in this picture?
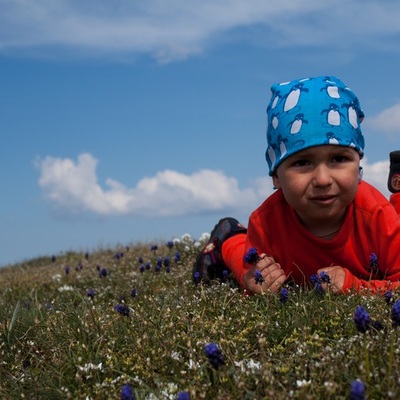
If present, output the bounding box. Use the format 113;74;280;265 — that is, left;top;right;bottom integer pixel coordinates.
193;217;247;284
388;151;400;193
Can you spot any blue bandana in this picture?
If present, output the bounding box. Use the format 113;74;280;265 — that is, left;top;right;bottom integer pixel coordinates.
265;76;365;175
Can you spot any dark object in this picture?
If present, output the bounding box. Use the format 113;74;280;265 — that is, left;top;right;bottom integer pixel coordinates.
388;150;400;193
192;218;247;284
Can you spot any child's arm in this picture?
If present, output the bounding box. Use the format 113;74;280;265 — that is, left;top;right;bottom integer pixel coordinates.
317;265;400;294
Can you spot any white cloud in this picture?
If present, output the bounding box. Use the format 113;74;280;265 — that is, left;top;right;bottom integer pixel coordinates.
361;157;390;198
37;153;391;218
1;1;400;62
37;153;272;216
367;103;400;141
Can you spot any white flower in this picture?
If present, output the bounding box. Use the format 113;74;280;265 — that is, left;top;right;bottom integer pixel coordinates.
296;379;311;387
58;285;74;292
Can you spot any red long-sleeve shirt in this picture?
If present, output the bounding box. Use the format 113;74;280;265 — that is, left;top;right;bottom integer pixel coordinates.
242;181;400;293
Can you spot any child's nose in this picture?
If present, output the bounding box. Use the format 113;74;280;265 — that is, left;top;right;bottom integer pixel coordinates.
312;165;333;186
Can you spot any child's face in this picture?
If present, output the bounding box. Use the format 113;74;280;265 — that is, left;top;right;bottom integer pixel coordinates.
272;145;360;232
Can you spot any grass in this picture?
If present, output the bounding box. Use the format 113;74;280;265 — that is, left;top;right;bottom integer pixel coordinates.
0;234;400;399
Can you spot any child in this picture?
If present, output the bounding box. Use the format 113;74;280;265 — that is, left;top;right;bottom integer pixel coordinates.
193;76;400;295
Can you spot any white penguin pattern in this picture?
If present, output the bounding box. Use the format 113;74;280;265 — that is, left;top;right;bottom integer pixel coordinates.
348;106;358;129
283;88;301;112
327;107;341;126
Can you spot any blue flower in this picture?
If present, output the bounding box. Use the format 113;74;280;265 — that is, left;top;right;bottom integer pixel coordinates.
156;257;163;266
310;272;329;294
130;288;137;298
193;271;201;283
319;271;331;284
174;252;181;263
150;245;158;252
222;269;229;279
177;391;190;400
114;304;130;317
99;268;108;278
138;256;144;264
51;255;56;263
145;262;151;270
384;290;393;304
244;247;260;265
350;379;365;400
204;342;225;369
139;264;145;273
163;256;170;267
310;274;319;286
155;264;161;272
279;287;289;304
166;240;174;249
87;289;95;299
391;299;400;327
64;266;70;275
121;383;135;400
113;252;124;260
369;252;379;270
254;270;265;285
85;252;89;260
353;306;370;333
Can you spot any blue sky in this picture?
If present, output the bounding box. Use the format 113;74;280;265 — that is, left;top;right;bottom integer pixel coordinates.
1;0;400;267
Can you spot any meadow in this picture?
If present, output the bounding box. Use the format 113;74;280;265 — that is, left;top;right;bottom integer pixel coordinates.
0;233;399;399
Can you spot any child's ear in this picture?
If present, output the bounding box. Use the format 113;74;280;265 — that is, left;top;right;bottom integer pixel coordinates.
272;174;281;189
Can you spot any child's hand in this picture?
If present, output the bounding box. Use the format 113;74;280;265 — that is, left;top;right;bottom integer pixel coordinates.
317;266;346;293
243;253;286;294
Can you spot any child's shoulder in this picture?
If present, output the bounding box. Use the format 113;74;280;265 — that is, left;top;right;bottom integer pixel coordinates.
355;180;391;210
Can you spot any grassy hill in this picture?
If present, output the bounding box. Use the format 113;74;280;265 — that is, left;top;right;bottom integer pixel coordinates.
0;234;399;399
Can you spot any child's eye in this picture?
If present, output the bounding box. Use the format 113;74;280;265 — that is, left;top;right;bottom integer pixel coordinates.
332;155;347;163
292;159;310;167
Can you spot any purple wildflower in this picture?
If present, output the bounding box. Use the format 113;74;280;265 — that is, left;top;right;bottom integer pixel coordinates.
99;267;108;278
384;290;393;304
51;255;56;263
244;247;260;265
85;252;89;260
310;274;319;286
121;383;135;400
350;379;365;400
174;252;181;263
254;270;265;285
138;256;144;264
139;264;145;273
155;264;161;272
166;266;171;273
114;252;123;260
391;299;400;326
279;287;289;304
222;269;229;280
369;252;379;270
177;392;190;400
204;342;225;369
319;271;331;284
130;288;137;298
64;266;70;275
150;245;158;252
354;306;371;333
163;256;170;267
145;262;151;270
193;271;201;283
166;240;174;248
114;304;130;317
87;289;95;299
156;257;163;266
